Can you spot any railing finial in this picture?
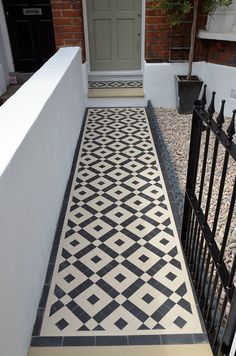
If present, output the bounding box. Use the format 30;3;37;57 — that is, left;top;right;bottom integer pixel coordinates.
207;91;216;117
227;110;236;143
216;100;225;130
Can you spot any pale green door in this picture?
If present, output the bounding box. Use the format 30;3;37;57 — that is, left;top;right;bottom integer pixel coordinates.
87;0;142;71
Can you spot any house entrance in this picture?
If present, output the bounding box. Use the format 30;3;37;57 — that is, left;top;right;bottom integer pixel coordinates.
87;0;142;71
2;0;56;72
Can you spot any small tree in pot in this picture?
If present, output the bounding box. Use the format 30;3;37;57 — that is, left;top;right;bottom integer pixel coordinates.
150;0;233;113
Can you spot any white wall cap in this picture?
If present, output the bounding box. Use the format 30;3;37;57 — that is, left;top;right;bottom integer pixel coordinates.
0;47;81;177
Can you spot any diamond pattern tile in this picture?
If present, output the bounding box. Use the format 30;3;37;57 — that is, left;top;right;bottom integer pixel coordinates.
40;108;202;337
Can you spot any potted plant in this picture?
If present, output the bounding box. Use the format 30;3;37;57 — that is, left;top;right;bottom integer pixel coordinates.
150;0;233;114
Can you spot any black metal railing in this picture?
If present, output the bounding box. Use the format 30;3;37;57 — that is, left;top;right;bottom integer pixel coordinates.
181;85;236;356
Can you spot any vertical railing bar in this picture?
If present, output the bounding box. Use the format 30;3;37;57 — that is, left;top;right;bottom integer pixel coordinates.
227;254;236;288
213;295;227;346
210;283;223;332
187;214;196;263
203;263;215;314
185;210;194;254
204;138;219;224
192;225;201;278
219;178;236;262
197;127;211;210
189;218;199;264
211;150;229;241
205;273;219;322
220;290;236;355
200;252;211;302
181;107;203;245
185;207;193;251
197;242;208;291
194;231;205;282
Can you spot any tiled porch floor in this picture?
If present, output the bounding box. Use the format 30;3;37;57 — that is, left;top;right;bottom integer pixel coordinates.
32;107;207;347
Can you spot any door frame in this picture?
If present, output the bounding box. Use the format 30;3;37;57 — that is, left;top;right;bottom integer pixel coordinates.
82;0;145;75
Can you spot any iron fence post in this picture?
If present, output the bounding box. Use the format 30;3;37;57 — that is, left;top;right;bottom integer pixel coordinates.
181;106;202;245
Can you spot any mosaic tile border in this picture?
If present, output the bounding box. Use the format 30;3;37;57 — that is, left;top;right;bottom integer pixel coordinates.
31;332;209;347
31;105;208;347
88;81;143;89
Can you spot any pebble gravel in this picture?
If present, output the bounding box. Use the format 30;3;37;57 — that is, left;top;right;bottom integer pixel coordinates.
155;107;236;281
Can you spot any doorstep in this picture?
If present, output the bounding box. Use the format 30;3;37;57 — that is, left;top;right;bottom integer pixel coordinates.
87;80;144;98
28;344;213;356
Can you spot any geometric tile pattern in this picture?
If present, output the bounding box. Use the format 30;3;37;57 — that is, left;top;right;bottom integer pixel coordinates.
40;108;202;336
88;81;143;89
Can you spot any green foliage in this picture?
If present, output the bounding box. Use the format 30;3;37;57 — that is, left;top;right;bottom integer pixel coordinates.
150;0;233;26
158;1;192;26
203;0;233;15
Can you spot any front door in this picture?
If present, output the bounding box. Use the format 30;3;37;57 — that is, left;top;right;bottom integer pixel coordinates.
87;0;142;71
2;0;56;72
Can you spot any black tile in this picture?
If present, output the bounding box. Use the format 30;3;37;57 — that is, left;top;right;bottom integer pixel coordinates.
32;308;44;336
49;246;58;264
64;273;75;283
174;316;187;328
45;263;54;285
56;318;69;330
193;333;209;344
87;294;99;305
54;284;66;299
31;337;63;347
178;298;192;314
91;255;102;264
96;279;119;298
122;260;144;277
139;254;149;263
49;300;64;316
96;336;128;346
161;334;194;345
63;336;95;346
166;272;177;281
142;293;154;304
39;285;50;309
129;335;161;345
114;318;128;330
115;273;126;283
175;282;187;297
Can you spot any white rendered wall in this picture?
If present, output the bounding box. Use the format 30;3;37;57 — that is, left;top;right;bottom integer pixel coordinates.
204;62;236;117
0;47;85;356
143;61;236;116
144;61;206;109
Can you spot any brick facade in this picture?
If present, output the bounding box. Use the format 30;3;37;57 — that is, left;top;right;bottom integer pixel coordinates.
50;0;236;68
51;0;86;62
207;41;236;67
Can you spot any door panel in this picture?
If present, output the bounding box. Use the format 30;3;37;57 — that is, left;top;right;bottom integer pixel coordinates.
87;0;142;71
94;20;112;60
92;0;111;12
116;0;135;11
117;19;135;60
2;0;56;71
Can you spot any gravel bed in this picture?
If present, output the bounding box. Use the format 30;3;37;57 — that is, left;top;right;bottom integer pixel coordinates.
155;107;236;278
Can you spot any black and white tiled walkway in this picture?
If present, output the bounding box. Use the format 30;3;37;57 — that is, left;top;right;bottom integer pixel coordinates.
33;107;206;346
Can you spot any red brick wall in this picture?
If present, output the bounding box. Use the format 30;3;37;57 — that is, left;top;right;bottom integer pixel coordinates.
145;0;208;63
51;0;86;62
145;2;171;62
50;0;235;67
207;41;236;67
